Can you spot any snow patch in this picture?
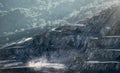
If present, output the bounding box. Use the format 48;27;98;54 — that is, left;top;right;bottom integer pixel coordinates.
86;61;120;64
27;58;66;70
17;37;32;44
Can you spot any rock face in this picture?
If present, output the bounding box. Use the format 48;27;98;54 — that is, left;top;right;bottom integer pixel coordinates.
0;6;120;73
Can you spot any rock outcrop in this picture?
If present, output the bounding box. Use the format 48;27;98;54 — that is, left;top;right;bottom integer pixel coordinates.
0;6;120;73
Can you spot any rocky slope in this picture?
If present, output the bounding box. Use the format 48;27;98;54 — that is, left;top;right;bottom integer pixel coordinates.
0;5;120;73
